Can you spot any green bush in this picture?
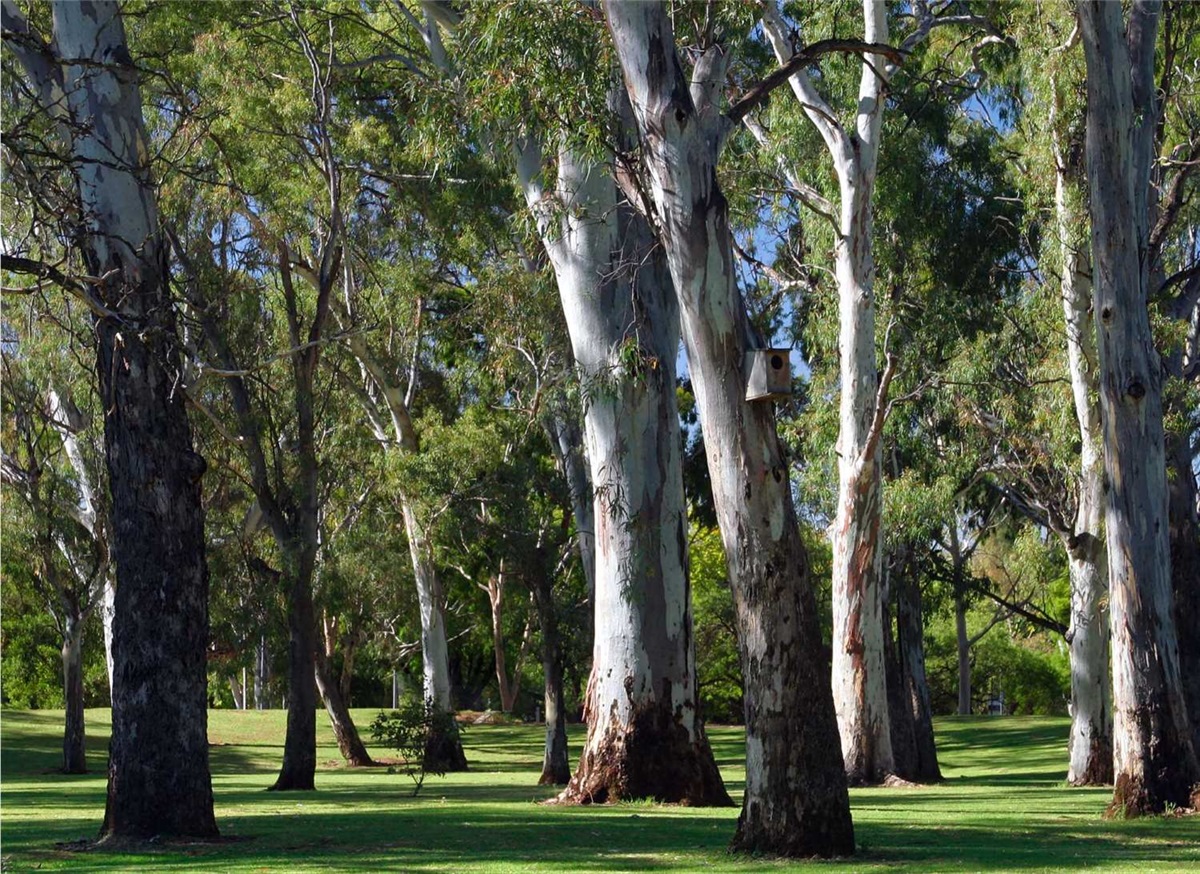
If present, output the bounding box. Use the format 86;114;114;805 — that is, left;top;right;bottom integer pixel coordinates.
370;697;461;795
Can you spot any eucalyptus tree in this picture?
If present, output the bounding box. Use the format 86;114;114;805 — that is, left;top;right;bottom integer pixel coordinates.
1;318;109;774
1079;0;1200;815
601;0;858;854
1;0;217;838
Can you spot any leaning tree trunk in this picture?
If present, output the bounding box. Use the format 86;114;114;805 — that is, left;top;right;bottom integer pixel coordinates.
272;556;319;791
531;547;570;786
605;0;853;854
1080;0;1200;815
518;129;728;806
18;0;220;839
401;499;467;772
896;562;941;782
1055;150;1113;786
314;650;374;766
61;610;87;774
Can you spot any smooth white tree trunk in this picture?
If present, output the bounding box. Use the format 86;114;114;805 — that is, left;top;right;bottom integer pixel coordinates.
1080;0;1200;815
1054;148;1113;786
761;0;894;783
517;131;727;805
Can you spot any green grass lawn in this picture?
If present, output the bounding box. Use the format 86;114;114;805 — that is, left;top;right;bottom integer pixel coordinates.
1;709;1195;872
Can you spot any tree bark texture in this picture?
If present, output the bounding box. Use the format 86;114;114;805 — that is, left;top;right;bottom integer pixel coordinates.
605;0;853;854
25;0;219;838
518;128;728;807
548;410;597;600
1167;428;1200;757
895;563;941;782
1055;149;1113;786
271;558;318;790
62;613;87;774
401;498;467;771
1080;0;1200;815
532;549;570;786
762;0;894;787
314;650;374;767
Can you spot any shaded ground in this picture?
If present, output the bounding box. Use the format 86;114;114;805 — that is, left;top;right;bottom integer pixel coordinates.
0;709;1195;872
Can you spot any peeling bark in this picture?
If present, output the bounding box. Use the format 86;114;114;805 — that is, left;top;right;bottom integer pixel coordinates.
604;1;853;854
517;110;728;807
1080;0;1200;815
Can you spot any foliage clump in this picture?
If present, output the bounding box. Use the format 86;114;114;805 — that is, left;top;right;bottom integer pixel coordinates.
370;697;463;796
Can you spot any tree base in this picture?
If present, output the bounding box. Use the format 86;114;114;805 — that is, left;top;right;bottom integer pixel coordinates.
267;774;316;792
1107;772;1200;817
1068;737;1114;787
553;701;731;806
423;727;468;773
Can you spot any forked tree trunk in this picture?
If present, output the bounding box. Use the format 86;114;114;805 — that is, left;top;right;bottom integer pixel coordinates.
605;1;853;854
62;612;87;774
517;126;728;807
10;0;221;839
1054;146;1113;786
1080;0;1200;815
314;650;374;767
896;563;940;782
760;0;894;786
401;499;467;772
272;559;318;791
531;549;570;786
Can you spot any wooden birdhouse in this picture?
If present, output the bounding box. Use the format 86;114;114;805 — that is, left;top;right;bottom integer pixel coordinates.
745;348;792;401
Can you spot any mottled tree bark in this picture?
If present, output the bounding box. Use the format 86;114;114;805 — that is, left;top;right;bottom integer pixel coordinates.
2;0;220;838
605;0;853;854
1080;0;1200;815
517;119;728;807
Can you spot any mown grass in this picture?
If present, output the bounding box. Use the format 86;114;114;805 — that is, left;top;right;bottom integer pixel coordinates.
1;708;1195;872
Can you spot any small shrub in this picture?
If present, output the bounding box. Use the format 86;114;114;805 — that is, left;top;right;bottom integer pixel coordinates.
370;697;461;796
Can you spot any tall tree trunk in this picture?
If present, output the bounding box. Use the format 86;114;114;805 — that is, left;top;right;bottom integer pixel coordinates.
1055;144;1113;786
955;591;971;716
1080;0;1200;815
883;591;917;781
531;548;570;786
10;0;221;838
61;611;87;774
517;128;728;807
314;650;374;767
271;558;318;791
482;568;519;713
401;499;467;772
1166;427;1200;757
896;561;941;782
605;1;853;854
547;411;596;600
255;634;268;710
760;0;894;785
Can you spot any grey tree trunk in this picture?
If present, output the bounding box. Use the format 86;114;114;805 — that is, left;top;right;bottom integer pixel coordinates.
761;0;894;786
314;650;374;766
1054;143;1113;786
955;591;971;716
255;635;268;710
531;546;570;786
895;560;940;782
1080;0;1200;815
62;611;87;774
1166;428;1200;756
604;0;853;854
5;0;220;838
517;127;728;806
547;411;596;600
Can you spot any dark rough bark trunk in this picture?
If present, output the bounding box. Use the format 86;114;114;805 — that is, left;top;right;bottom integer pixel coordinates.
532;551;570;786
1167;428;1200;757
955;592;971;716
271;562;318;791
883;588;917;780
62;615;87;774
604;1;853;855
896;565;941;782
20;0;218;839
1080;0;1200;816
314;650;373;767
